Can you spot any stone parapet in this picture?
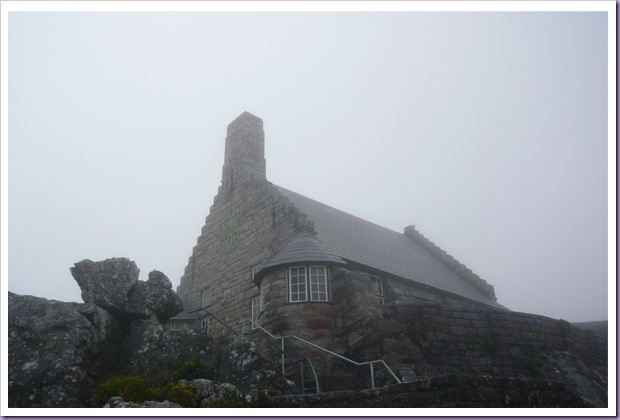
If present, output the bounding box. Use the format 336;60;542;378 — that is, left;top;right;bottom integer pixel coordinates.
271;374;595;407
403;225;496;301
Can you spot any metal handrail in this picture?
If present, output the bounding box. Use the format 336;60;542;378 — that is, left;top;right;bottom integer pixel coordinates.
241;318;402;389
304;357;320;394
188;307;240;337
187;309;320;394
241;319;320;393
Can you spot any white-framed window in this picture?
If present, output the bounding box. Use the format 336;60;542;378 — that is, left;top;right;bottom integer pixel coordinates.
289;266;307;302
371;275;384;305
251;294;262;330
202;288;211;308
200;318;209;333
309;266;328;302
251;264;262;283
288;265;329;303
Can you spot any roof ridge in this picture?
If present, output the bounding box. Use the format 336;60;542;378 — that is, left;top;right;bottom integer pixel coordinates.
274;184;402;235
403;225;497;302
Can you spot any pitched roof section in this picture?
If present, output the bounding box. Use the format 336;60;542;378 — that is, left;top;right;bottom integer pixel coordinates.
274;185;499;307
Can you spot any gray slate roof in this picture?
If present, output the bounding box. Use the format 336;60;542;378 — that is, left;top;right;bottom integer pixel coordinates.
274;185;498;307
261;232;347;270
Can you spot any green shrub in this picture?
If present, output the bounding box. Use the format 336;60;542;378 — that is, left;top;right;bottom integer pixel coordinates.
93;357;261;408
160;383;198;407
169;356;211;381
93;376;157;407
142;356;211;391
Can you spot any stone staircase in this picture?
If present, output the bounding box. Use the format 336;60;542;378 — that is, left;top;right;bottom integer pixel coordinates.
393;364;416;382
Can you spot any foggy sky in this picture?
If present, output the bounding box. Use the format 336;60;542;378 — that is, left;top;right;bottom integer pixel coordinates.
3;2;613;323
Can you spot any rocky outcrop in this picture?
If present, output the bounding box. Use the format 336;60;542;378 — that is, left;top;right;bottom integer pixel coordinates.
104;397;182;408
8;258;293;408
8;258;188;407
70;258;140;317
8;293;104;407
113;318;213;377
126;270;184;322
71;259;183;323
216;336;296;396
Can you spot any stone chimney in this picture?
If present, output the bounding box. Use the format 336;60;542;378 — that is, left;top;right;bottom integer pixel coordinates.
222;111;266;189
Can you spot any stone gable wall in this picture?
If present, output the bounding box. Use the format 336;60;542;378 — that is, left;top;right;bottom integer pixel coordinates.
176;178;314;337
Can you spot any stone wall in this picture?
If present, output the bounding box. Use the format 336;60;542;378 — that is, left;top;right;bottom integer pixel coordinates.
334;302;607;406
272;374;595;408
258;268;335;343
245;298;606;405
176;177;313;337
380;303;606;373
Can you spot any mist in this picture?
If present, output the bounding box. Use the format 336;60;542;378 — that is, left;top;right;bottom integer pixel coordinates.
4;3;612;323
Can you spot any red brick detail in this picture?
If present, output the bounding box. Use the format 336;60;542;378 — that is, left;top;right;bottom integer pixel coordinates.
313;330;331;340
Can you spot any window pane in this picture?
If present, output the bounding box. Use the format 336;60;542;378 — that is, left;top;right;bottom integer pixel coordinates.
309;266;327;302
372;275;384;296
251;264;262;283
202;288;211;308
251;296;261;330
289;266;307;302
371;275;384;305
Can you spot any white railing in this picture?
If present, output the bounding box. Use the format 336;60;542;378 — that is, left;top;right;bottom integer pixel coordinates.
187;308;320;393
241;318;402;391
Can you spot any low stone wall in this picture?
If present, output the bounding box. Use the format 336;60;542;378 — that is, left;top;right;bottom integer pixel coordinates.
244;299;607;406
333;302;607;406
272;374;593;408
380;302;606;374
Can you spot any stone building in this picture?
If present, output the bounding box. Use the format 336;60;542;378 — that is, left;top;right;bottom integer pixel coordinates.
172;111;502;347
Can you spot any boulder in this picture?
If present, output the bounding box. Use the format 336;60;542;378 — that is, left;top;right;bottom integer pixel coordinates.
76;302;122;344
8;293;102;407
216;336;296;396
104;397;182;408
70;258;140;317
113;318;214;377
127;270;184;322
